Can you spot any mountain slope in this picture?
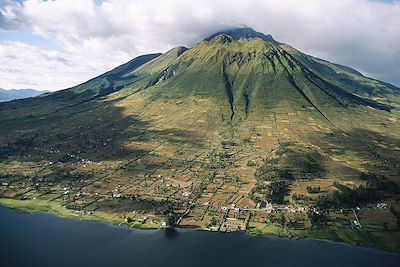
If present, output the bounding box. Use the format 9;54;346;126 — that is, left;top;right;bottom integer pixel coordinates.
0;48;188;121
146;34;392;123
0;27;400;252
281;44;399;100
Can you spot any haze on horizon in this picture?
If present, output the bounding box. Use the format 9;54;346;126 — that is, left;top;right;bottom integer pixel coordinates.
0;0;399;91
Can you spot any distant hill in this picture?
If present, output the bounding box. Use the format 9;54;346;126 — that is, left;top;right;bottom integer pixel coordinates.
0;88;48;102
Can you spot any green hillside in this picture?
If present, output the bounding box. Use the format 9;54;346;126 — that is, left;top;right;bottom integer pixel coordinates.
146;34;393;122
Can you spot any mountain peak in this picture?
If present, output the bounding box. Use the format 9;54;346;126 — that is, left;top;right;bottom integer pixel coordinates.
209;34;233;44
166;46;189;56
204;27;278;43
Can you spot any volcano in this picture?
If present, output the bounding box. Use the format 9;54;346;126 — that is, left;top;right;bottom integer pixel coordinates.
1;28;399;252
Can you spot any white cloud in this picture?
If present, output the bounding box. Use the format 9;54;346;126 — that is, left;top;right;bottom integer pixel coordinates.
0;41;113;90
0;0;399;90
0;0;25;30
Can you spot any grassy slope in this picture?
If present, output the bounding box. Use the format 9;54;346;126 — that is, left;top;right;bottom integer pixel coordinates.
145;36;394;124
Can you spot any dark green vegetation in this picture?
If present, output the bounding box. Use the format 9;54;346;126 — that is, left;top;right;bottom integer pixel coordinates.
252;142;327;203
316;175;400;209
0;27;400;252
156;200;179;227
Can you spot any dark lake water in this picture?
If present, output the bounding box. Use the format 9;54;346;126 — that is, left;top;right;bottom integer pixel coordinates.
0;206;399;267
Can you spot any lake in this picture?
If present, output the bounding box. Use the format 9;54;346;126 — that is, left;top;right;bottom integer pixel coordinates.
0;206;399;267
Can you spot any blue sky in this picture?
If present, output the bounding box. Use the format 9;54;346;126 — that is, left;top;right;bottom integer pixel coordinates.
0;0;399;91
0;31;61;50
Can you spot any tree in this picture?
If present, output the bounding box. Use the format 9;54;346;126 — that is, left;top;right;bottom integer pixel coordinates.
268;181;290;204
390;206;400;226
126;216;133;223
279;213;286;228
383;222;389;230
157;200;178;227
307;210;328;227
165;213;178;227
306;186;320;194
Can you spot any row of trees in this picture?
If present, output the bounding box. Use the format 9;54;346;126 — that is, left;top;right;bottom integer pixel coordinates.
306;186;321;194
316;177;399;209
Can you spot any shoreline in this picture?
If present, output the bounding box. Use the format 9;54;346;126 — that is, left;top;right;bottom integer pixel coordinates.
1;198;399;253
0;198;158;230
